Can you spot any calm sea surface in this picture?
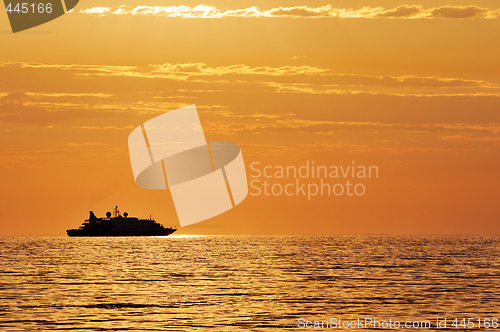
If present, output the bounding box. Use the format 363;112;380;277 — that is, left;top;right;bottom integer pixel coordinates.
0;236;498;331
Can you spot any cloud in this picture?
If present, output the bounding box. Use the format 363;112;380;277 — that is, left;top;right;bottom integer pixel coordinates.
431;6;487;19
51;61;491;92
80;7;110;16
78;125;134;130
2;61;500;156
0;91;33;104
1;61;499;99
440;135;500;142
376;5;422;18
265;6;333;18
0;91;48;124
2;61;489;89
17;62;137;74
79;4;500;19
204;117;500;136
150;63;327;77
64;142;108;147
27;92;113;98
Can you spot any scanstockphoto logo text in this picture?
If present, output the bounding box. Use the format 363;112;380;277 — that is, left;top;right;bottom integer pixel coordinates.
249;160;379;200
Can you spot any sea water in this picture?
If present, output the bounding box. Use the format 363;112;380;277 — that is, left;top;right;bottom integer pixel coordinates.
0;235;498;331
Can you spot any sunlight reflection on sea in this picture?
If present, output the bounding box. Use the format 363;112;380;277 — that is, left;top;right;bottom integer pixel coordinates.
0;235;498;331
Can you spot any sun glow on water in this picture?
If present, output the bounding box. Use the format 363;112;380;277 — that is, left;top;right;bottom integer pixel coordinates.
167;234;216;238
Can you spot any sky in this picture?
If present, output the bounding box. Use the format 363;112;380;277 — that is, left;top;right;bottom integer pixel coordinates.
0;0;499;235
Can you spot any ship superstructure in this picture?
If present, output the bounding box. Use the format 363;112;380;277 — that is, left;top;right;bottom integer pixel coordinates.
66;206;176;237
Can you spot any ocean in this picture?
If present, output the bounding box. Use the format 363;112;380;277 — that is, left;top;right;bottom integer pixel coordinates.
0;235;498;331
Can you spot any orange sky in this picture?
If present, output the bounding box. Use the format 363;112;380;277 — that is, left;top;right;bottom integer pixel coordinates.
0;0;499;235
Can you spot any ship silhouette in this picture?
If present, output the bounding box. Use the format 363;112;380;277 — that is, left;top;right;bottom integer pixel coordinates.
66;206;177;237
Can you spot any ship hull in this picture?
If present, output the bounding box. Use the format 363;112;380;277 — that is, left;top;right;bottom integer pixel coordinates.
66;228;176;237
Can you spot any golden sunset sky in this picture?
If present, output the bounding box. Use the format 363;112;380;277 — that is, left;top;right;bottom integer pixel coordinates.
0;0;499;235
